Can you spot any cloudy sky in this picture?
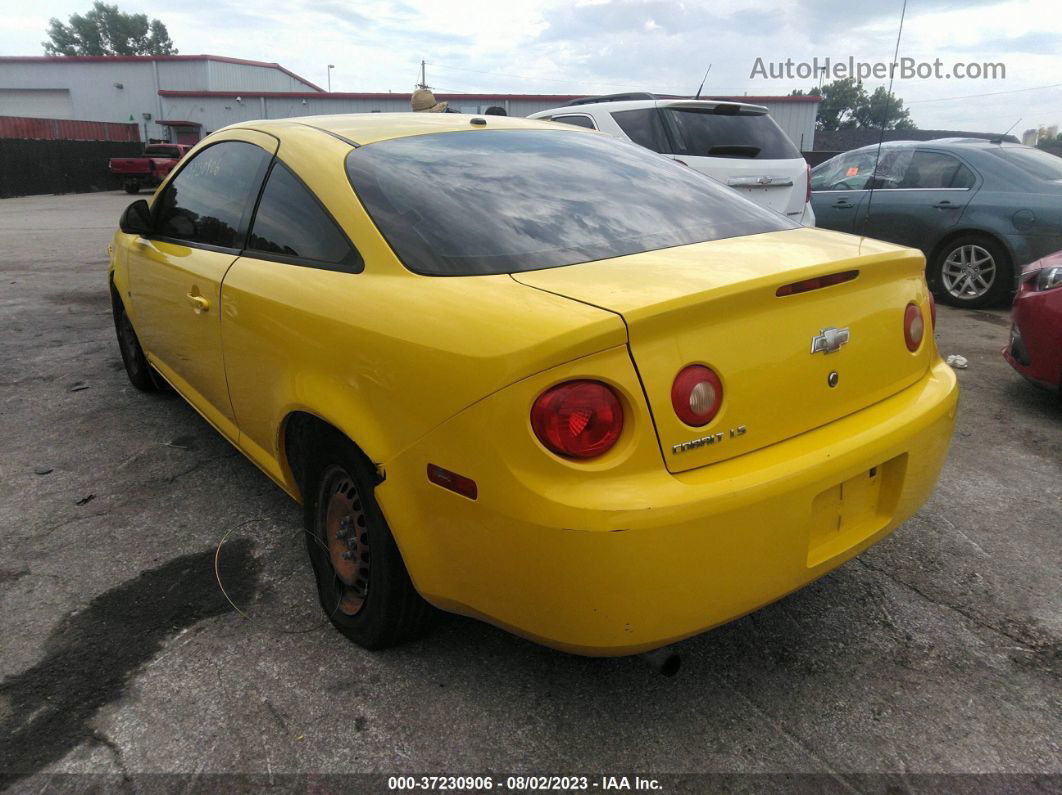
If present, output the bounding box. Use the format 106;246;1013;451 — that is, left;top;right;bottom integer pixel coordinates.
3;0;1060;133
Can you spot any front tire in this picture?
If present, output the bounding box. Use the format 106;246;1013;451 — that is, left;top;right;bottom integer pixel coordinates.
111;289;157;392
931;234;1012;309
302;436;433;649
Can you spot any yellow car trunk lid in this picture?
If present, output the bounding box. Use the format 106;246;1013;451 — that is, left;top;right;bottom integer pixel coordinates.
513;228;934;474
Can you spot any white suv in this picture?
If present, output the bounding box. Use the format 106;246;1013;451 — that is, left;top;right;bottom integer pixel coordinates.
530;94;816;226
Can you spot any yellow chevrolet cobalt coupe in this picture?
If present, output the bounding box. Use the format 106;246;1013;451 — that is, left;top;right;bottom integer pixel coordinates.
109;113;957;656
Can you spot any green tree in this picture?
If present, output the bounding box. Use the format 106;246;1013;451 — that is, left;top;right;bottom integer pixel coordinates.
43;2;177;56
791;78;915;131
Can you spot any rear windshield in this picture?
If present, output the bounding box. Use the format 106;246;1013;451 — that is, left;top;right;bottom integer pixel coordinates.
663;108;800;160
345;129;793;276
146;145;181;157
985;146;1062;181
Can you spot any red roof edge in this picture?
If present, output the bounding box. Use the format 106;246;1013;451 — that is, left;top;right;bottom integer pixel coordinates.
157;89;818;103
0;54;325;92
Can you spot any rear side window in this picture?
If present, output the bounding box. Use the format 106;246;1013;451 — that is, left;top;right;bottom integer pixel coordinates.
155;141;270;249
551;114;597;130
985;146;1062;181
898;151;977;189
247;162;360;269
345;129;793;276
610;108;671;153
664;108;800;160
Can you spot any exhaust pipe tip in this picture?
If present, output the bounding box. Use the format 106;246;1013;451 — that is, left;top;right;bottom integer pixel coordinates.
639;648;682;677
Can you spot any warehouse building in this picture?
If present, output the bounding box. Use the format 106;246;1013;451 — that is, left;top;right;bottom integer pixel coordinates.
0;55;819;148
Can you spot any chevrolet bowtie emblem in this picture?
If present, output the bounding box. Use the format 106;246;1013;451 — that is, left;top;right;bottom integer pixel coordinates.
811;326;850;354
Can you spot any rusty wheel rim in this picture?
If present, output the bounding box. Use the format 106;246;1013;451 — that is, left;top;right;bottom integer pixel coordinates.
320;465;370;616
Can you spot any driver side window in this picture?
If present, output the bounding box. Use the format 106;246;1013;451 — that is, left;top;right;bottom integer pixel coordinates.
155;141;272;250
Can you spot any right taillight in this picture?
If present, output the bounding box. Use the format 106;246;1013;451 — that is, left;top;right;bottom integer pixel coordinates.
671;365;723;427
531;380;623;459
904;303;924;352
805;161;812;204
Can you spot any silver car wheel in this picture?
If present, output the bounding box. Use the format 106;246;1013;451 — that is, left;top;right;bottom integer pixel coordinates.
941;244;996;300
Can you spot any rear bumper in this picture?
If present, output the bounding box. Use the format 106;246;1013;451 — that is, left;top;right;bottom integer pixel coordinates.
379;359;958;656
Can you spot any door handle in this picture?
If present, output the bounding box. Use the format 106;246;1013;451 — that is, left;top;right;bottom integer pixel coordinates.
832;199;854;208
186;293;209;313
933;201;959;209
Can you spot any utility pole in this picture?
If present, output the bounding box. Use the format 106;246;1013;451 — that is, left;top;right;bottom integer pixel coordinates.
417;60;427;89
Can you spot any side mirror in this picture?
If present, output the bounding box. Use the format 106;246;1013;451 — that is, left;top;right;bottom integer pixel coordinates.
119;200;152;236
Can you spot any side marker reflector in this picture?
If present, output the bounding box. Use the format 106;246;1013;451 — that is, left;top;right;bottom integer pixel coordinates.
427;464;478;500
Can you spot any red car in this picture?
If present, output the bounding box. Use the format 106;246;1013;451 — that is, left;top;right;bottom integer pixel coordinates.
1004;250;1062;395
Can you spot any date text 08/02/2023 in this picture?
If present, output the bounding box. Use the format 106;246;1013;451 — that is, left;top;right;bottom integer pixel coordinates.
386;775;664;791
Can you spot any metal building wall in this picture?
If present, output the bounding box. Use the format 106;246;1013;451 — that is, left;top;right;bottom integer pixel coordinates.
156;60;210;91
0;60;160;135
756;101;817;151
206;60;317;92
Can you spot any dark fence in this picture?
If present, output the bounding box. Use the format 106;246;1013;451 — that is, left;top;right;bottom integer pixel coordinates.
802;150;840;167
0;139;143;198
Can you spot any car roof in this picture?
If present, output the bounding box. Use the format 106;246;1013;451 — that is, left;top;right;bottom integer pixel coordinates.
849;138;1026;154
217;112;572;147
529;98;769;117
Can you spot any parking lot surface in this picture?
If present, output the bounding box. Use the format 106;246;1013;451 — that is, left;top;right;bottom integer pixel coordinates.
1;192;1059;788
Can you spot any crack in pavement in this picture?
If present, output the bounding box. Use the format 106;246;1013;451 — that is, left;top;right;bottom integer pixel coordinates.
855;557;1058;664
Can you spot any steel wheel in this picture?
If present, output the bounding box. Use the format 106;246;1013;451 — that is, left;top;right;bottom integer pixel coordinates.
941;244;996;301
318;465;370;616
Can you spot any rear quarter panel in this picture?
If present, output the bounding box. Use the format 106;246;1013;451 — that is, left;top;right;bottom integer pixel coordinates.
218;125;625;494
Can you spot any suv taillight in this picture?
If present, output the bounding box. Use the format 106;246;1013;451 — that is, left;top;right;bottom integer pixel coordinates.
805;162;812;204
671;365;723;426
531;380;623;459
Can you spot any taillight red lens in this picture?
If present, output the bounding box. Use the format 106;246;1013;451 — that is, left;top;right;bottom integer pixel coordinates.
671;365;723;427
805;161;812;204
904;303;924;351
531;380;623;459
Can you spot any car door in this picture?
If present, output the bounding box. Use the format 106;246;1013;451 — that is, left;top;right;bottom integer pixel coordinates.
809;150;875;233
127;131;276;437
219;157;362;474
858;149;978;250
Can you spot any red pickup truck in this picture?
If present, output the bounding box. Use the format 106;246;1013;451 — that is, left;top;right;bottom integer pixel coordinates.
109;143;191;194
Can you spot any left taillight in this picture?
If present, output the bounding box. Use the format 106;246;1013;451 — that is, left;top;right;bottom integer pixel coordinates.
531;380;623;459
904;303;924;352
805;162;812;204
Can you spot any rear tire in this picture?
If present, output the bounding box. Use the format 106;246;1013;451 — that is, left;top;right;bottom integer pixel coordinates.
302;435;433;649
123;179;140;194
111;289;157;392
930;234;1012;309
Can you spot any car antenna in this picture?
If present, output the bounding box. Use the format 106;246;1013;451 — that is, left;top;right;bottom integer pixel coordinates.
862;0;908;237
693;65;712;100
991;117;1021;144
